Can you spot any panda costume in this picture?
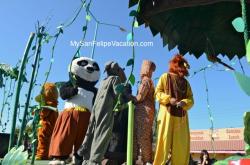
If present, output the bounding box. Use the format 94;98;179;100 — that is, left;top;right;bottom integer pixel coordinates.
49;57;100;165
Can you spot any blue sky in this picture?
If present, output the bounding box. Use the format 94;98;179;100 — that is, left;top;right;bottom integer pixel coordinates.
0;0;250;133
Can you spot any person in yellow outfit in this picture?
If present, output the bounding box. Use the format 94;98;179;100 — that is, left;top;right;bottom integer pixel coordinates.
154;54;194;165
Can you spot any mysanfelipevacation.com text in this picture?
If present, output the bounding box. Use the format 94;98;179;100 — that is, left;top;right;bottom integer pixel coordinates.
70;40;154;48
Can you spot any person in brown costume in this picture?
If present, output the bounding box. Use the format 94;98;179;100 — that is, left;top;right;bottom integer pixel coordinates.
35;82;59;160
134;60;156;165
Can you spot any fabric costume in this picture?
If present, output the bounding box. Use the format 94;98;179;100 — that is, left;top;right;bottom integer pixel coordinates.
133;60;156;164
154;73;194;165
49;57;100;161
76;61;129;165
104;85;132;165
36;83;59;160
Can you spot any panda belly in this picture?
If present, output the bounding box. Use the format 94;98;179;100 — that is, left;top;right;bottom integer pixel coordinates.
64;88;94;111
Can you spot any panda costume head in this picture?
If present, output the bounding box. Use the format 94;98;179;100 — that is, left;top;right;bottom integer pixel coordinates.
70;57;100;88
60;57;100;111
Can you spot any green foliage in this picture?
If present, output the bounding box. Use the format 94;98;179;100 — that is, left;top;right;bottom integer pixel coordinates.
0;63;28;88
232;17;245;33
233;71;250;96
247;40;250;63
126;33;132;41
133;21;139;28
129;74;135;85
86;14;91;21
214;155;250;165
2;145;28;165
115;83;126;94
126;58;134;66
57;25;64;34
82;26;87;31
0;64;19;80
244;112;250;154
129;10;138;17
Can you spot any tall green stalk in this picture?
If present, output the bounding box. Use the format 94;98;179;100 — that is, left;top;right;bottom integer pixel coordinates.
241;0;250;63
126;1;141;164
91;22;99;59
17;28;44;147
31;109;40;165
8;33;35;151
126;101;135;165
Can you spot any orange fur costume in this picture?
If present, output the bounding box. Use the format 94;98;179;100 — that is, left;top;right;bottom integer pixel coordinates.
36;82;59;160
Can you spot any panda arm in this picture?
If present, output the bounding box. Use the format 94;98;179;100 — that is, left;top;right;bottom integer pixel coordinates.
59;81;78;100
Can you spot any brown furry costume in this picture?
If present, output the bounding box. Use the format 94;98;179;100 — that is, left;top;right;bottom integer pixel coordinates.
133;60;156;164
36;82;59;160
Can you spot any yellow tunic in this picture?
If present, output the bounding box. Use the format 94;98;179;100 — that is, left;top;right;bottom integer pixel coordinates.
154;73;194;165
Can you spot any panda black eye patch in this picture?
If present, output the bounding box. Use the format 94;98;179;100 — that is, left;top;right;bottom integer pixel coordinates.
93;63;100;71
77;60;88;67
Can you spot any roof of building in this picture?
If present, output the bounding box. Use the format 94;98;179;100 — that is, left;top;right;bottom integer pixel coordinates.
190;140;245;153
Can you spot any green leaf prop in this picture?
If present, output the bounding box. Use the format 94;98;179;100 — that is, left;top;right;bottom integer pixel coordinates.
82;26;87;31
244;112;250;154
126;58;134;66
2;145;28;165
233;71;250;96
214;155;250;165
232;17;245;32
247;40;250;64
127;33;133;42
0;73;3;88
86;15;91;21
129;10;138;17
115;84;125;94
129;74;135;85
134;21;139;28
0;64;19;80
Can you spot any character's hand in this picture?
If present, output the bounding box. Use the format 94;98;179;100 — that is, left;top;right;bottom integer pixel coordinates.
60;82;79;100
177;101;186;108
169;98;177;105
128;95;137;104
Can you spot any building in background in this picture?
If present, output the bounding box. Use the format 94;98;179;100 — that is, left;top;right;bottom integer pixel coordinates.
190;127;245;161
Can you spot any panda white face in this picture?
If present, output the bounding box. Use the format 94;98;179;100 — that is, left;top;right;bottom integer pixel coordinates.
70;57;100;82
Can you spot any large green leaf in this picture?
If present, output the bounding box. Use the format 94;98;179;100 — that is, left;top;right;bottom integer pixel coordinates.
247;40;250;64
0;64;18;80
233;71;250;96
126;58;134;66
129;1;250;59
244;112;250;154
129;74;136;85
232;17;245;33
2;145;28;165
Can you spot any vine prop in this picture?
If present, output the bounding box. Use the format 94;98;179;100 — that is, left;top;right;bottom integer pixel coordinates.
8;32;35;151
